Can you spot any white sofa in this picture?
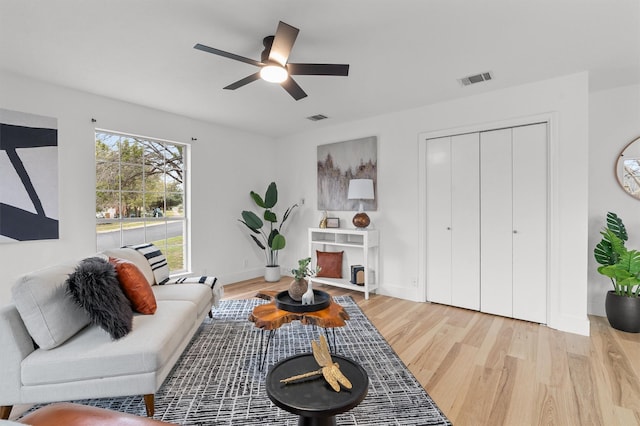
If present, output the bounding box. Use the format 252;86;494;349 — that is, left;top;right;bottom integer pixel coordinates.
0;248;221;420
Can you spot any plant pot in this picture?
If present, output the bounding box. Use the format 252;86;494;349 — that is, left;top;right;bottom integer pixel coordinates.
288;278;308;302
264;266;281;282
605;290;640;333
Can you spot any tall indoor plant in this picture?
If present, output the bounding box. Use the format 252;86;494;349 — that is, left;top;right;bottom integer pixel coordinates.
594;211;640;332
239;182;297;282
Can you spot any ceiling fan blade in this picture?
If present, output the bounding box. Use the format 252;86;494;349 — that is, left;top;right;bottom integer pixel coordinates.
288;63;350;76
223;72;261;90
281;76;307;100
194;43;262;67
269;21;299;66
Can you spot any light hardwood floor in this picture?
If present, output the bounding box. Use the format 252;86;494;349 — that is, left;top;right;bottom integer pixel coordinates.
226;277;640;426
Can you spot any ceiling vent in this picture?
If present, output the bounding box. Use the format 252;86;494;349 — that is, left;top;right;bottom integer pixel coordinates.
307;114;329;122
458;71;493;87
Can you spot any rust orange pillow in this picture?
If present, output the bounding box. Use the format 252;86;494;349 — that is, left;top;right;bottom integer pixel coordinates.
316;250;343;278
109;257;157;314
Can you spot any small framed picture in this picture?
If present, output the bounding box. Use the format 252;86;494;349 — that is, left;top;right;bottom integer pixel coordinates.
326;217;340;228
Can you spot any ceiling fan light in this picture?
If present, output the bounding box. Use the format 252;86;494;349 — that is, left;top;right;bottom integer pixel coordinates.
260;65;288;83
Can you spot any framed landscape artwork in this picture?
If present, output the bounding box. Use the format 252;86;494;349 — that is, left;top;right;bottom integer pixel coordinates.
317;136;377;211
0;108;59;242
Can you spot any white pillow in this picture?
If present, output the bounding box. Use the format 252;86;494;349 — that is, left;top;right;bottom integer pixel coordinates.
12;262;90;350
102;247;155;286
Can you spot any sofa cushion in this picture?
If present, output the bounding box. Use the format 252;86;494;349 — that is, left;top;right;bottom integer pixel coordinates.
109;257;157;315
66;257;133;340
11;262;91;350
21;300;196;386
152;284;212;318
102;248;154;286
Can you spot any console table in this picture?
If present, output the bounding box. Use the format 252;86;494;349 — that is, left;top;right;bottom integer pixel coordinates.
308;228;379;299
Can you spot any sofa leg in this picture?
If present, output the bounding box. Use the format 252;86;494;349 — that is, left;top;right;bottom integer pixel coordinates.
208;310;213;318
0;405;12;420
143;394;154;417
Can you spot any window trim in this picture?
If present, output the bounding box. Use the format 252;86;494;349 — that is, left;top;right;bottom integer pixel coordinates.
95;128;190;274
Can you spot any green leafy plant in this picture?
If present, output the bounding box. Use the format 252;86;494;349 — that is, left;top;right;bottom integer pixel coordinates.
291;257;320;280
594;212;640;297
239;182;297;267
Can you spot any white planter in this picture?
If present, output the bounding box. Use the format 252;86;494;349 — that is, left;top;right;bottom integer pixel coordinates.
264;266;281;282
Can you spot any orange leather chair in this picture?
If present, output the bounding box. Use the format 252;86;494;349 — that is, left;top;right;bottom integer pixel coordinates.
17;403;177;425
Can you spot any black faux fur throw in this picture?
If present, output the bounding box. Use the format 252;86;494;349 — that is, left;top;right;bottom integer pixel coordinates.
66;257;133;339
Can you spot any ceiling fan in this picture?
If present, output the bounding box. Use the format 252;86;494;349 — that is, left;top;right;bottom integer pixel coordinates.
194;21;349;101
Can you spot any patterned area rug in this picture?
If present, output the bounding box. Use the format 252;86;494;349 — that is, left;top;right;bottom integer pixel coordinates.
29;297;451;425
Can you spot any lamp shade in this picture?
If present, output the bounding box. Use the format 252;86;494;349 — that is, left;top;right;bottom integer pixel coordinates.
347;179;374;200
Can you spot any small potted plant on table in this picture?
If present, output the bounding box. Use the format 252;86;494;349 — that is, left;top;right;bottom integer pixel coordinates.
594;211;640;332
289;257;320;302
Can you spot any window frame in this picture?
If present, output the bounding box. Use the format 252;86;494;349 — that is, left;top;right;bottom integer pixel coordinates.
95;129;190;275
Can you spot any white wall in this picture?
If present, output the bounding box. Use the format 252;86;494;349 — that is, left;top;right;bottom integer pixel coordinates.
588;84;640;316
1;68;615;336
277;72;590;335
0;70;276;304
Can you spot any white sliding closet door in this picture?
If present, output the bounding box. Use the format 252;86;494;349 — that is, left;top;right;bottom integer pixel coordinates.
426;137;452;305
426;122;547;322
480;124;548;321
450;133;480;310
512;123;547;323
480;129;514;318
426;134;480;309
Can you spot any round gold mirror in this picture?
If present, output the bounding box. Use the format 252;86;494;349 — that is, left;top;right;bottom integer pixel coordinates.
617;136;640;199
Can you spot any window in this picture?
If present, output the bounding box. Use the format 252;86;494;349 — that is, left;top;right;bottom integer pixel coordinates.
95;130;188;273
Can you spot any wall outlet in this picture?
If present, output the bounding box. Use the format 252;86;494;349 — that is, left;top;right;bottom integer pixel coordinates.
243;259;249;268
300;198;305;205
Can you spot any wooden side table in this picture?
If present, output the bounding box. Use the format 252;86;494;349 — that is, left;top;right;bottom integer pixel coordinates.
266;353;368;426
249;291;350;370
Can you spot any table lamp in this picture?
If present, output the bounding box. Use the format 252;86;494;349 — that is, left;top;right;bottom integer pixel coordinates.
347;179;375;228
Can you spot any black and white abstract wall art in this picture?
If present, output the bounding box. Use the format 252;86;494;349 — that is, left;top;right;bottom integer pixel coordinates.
0;108;59;242
317;136;377;211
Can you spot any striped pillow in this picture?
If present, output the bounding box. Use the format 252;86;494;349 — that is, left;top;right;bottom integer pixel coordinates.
168;276;217;288
129;243;170;285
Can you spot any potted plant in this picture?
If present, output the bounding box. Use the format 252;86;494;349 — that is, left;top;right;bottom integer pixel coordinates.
239;182;298;282
594;211;640;332
288;257;320;302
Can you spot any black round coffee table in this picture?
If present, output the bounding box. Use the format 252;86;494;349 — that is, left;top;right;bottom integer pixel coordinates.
266;353;368;426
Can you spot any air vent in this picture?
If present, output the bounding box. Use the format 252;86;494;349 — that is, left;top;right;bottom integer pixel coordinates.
458;71;493;86
306;114;328;122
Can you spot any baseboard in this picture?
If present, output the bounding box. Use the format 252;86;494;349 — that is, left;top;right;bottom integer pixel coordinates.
217;268;265;286
377;284;422;302
550;314;591;336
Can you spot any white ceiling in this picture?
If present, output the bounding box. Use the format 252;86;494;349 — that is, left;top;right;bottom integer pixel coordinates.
1;0;639;137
